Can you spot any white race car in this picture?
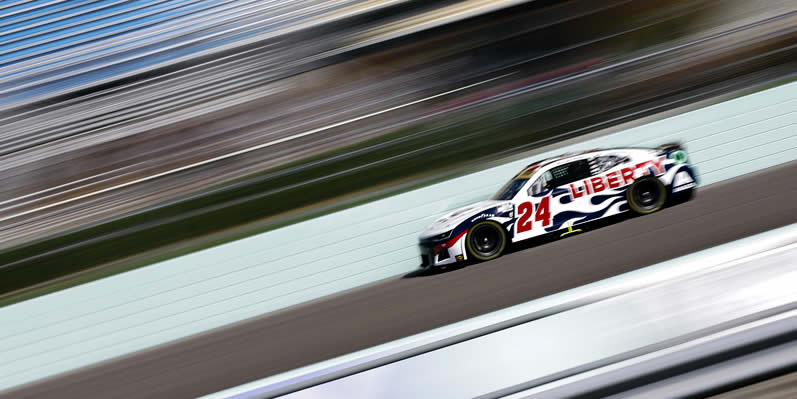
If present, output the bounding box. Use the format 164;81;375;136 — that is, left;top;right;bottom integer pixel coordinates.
418;144;697;268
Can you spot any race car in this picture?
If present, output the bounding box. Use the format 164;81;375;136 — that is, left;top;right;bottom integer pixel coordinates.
417;143;697;268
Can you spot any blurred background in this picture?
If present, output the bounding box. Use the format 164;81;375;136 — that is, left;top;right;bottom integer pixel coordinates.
1;0;794;294
0;0;796;398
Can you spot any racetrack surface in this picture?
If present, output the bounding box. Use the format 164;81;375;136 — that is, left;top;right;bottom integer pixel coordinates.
711;370;797;399
5;161;797;399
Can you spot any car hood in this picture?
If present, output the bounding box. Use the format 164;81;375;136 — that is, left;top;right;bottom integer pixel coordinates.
419;200;510;239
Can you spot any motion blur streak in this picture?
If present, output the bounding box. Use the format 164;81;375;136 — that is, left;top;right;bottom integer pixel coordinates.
0;0;794;257
4;161;795;398
0;0;410;101
2;0;797;396
0;73;512;225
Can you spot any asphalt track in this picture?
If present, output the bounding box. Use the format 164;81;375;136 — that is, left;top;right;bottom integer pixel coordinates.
712;371;797;399
5;161;797;399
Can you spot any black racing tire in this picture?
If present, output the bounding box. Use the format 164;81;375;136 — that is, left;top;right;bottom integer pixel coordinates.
626;176;667;214
466;221;507;261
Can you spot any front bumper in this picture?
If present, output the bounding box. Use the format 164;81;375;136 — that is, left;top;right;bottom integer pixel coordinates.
418;231;468;268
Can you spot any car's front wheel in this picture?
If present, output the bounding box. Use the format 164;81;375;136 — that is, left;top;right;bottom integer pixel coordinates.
466;221;507;262
627;176;667;214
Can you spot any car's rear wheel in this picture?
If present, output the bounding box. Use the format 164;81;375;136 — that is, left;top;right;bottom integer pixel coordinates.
627;176;667;214
466;221;507;261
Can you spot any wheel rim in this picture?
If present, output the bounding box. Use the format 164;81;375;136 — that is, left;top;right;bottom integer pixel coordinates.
470;224;502;257
633;179;662;210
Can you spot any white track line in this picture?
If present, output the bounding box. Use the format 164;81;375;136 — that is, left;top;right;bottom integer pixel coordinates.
0;73;512;223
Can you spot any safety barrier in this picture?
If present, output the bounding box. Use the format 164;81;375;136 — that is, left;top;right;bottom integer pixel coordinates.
0;81;795;391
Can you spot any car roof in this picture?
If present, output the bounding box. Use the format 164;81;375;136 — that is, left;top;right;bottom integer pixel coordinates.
521;147;639;170
521;151;585;171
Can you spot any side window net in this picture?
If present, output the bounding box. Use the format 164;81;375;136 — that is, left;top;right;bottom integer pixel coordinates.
546;160;590;188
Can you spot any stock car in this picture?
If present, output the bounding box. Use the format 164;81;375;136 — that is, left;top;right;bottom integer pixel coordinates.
418;144;697;268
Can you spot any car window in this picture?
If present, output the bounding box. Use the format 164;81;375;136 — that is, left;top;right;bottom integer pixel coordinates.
546;159;591;188
529;176;545;195
590;155;627;174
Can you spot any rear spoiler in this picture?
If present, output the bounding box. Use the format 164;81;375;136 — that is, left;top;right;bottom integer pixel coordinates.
657;142;684;152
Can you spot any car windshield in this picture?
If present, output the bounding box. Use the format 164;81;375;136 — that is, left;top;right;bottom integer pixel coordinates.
492;178;529;200
492;163;541;200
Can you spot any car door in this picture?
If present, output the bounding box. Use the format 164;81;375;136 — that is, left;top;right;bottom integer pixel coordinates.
546;154;637;233
513;158;592;241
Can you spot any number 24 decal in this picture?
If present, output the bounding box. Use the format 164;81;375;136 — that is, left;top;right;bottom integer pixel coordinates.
517;197;551;233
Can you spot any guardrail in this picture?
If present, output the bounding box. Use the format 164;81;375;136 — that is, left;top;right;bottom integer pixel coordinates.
0;81;795;391
204;223;797;398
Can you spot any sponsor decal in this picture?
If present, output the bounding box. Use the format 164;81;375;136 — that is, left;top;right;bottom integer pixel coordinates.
568;156;665;198
670;150;688;164
470;213;495;223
